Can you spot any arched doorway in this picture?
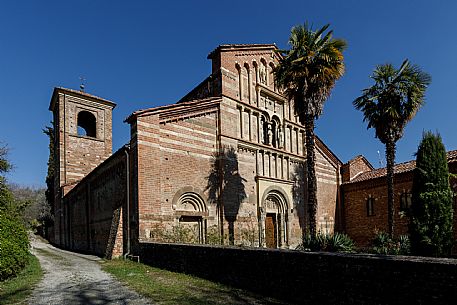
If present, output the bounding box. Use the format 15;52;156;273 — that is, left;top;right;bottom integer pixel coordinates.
262;190;289;248
175;192;207;243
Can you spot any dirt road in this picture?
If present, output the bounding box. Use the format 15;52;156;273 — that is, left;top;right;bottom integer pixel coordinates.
28;237;151;305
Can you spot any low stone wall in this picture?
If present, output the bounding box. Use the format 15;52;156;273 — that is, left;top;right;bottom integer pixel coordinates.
140;242;457;304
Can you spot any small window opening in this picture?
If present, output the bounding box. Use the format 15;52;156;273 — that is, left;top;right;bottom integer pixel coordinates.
400;192;412;211
366;197;375;216
77;111;96;138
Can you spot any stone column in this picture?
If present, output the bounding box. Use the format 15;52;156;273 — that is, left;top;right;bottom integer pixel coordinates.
280;155;284;179
247;109;252;141
257;113;261;144
247;67;252;104
286;157;290;180
259;207;266;248
277;213;283;248
295;128;299;155
239;106;244;139
289;126;294;153
261;150;265;176
274;154;279;178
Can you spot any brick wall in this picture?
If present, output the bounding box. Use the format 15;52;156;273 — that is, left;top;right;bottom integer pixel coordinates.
343;161;457;249
49;87;116;245
343;173;413;247
126;45;343;249
60;147;128;258
130;101;220;243
341;155;373;183
140;242;457;304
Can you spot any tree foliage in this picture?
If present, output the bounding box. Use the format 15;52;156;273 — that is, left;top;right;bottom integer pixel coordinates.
0;145;12;174
9;184;50;231
43;125;55;217
274;23;346;236
409;131;454;256
353;60;431;237
0;145;29;281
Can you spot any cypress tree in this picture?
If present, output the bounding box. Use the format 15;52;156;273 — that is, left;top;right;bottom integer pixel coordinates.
410;131;454;256
43;125;55;217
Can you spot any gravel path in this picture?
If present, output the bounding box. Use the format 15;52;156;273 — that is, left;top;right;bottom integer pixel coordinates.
28;237;152;305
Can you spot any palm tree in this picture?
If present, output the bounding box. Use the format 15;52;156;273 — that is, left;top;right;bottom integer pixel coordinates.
353;60;431;237
275;23;346;237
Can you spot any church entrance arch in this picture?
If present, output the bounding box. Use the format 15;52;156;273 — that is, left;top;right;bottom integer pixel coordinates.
174;192;207;243
261;190;289;248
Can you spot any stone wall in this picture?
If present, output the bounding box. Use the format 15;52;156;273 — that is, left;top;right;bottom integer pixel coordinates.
140;242;457;304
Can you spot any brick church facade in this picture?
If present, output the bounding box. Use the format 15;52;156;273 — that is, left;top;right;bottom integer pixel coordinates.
49;44;342;257
48;44;457;258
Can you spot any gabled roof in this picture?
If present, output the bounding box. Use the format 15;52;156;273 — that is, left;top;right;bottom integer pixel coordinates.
346;155;375;170
124;97;221;123
345;149;457;184
315;135;342;166
207;44;278;59
49;87;116;111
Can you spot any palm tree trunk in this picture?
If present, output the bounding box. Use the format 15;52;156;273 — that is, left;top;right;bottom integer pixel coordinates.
385;140;396;238
304;114;318;237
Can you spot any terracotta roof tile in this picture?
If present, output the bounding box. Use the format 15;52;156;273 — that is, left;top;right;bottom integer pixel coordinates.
346;149;457;184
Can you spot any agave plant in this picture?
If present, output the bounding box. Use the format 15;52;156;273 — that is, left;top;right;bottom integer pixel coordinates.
296;232;355;253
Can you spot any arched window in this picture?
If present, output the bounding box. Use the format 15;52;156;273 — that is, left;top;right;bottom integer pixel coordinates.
271;117;281;148
262;119;270;145
269;62;276;90
271;120;277;148
244;63;251;103
235;63;242;100
77;111;96;138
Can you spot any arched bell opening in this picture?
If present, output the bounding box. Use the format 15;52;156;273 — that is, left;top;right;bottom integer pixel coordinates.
77;110;96;138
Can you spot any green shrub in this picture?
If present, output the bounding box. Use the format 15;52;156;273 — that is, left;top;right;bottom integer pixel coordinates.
0;212;29;281
296;232;355;253
0;146;30;281
410;131;454;257
371;231;410;255
205;225;222;245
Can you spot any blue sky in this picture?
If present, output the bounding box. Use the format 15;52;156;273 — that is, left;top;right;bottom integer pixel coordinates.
1;1;456;187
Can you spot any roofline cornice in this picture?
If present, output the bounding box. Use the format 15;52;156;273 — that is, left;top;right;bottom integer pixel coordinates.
208;44;279;59
49;87;117;112
125;97;222;123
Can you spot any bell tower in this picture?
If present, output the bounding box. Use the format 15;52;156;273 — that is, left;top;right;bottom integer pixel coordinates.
49;87;116;195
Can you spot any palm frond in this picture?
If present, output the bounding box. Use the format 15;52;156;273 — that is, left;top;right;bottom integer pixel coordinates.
353;60;430;143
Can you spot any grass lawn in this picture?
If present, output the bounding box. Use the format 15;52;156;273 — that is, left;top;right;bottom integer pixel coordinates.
102;259;289;305
0;254;43;305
